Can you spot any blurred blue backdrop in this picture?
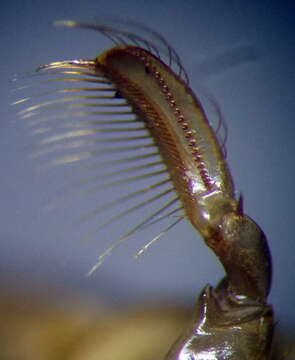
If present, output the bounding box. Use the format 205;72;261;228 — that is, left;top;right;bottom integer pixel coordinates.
1;0;294;329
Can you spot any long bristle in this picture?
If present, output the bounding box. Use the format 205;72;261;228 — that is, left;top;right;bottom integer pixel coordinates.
78;179;171;224
55;20;190;84
134;214;184;258
13;23;190;271
87;196;180;274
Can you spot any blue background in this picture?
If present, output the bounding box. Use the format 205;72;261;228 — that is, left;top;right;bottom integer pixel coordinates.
1;0;294;329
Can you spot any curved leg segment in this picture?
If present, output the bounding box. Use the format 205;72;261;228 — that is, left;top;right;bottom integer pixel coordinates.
165;211;273;359
165;284;273;360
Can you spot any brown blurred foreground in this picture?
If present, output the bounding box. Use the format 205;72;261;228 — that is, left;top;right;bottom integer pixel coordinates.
0;290;293;359
0;290;189;360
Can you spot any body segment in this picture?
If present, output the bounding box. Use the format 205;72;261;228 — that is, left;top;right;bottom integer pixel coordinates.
97;46;236;240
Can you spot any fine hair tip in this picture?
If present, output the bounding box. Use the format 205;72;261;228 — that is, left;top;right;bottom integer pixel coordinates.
54;20;78;28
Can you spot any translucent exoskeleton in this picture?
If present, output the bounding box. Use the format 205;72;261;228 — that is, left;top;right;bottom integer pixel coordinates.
14;21;274;359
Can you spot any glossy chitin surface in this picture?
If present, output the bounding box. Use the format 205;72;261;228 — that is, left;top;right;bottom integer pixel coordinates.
97;46;236;240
